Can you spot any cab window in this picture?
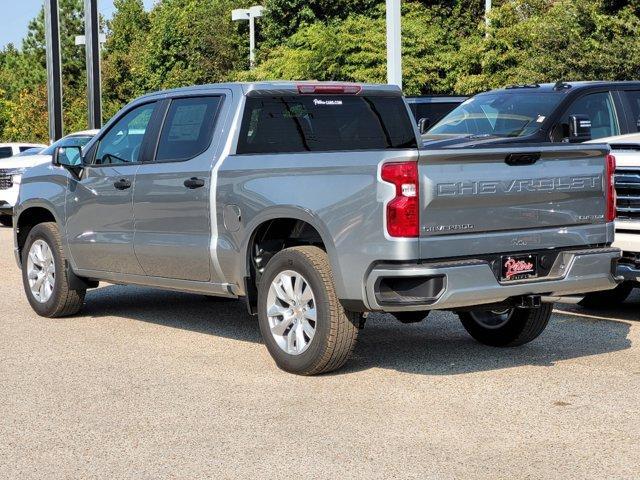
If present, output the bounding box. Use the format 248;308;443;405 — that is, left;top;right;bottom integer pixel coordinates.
94;103;155;165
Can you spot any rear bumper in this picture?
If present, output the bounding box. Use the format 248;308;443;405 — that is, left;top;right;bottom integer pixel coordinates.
365;247;621;312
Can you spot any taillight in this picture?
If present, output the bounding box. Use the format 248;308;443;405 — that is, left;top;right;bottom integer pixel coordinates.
381;162;419;237
605;154;617;222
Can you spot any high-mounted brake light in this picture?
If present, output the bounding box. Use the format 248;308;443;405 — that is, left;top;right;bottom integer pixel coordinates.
297;84;362;95
381;162;419;238
605;154;617;222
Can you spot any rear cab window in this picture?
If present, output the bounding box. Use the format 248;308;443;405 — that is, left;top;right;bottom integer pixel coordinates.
236;94;417;154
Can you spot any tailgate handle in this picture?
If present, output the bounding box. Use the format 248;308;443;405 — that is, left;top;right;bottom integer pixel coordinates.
505;152;541;166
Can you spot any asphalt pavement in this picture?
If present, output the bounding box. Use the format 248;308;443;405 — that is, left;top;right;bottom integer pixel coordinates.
0;226;638;479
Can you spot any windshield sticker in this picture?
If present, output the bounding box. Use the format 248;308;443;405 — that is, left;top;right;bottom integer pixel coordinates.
536;115;546;123
313;99;343;106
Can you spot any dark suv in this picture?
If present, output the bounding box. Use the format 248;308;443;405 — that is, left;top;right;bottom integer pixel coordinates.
424;81;640;147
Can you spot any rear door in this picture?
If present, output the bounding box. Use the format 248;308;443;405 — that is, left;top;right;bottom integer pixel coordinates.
132;94;224;281
418;145;609;259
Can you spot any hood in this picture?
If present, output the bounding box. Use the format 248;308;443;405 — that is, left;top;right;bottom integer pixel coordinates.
0;153;52;171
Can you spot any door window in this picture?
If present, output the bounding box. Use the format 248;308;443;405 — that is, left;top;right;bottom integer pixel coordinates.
0;147;12;158
155;96;221;162
565;92;620;140
94;103;155;165
624;91;640;131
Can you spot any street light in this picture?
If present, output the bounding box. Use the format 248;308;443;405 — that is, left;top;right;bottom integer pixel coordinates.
232;5;264;69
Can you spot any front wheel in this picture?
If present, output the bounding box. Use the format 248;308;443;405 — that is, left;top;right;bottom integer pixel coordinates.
257;246;359;375
458;303;553;347
21;222;86;317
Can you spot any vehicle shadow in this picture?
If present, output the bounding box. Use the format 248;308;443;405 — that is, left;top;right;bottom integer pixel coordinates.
83;284;635;376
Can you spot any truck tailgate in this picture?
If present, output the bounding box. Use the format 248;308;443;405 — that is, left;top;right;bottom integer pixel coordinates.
418;145;611;259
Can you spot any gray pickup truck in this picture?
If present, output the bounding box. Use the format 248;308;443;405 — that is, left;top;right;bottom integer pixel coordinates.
13;82;620;375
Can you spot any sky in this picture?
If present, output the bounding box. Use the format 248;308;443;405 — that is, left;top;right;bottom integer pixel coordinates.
0;0;155;49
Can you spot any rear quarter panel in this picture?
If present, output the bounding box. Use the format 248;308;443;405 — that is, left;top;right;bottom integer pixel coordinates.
215;149;420;301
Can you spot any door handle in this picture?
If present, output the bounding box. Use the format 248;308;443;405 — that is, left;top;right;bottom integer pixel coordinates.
113;178;132;190
505;152;541;166
184;177;205;189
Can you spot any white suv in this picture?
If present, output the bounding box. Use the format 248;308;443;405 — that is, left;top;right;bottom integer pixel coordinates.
0;132;97;226
0;143;47;159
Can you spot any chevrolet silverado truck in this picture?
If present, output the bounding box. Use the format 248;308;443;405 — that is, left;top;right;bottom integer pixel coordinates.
13;82;620;375
580;133;640;307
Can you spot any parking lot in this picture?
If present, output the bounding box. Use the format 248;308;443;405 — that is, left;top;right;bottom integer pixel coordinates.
0;226;638;479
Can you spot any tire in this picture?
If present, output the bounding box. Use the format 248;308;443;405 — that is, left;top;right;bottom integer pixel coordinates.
257;246;359;375
21;222;85;318
0;215;12;227
393;310;430;324
458;303;553;347
578;283;633;309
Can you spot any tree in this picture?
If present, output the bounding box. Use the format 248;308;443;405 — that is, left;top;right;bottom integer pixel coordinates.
101;0;151;117
130;0;254;93
240;2;463;95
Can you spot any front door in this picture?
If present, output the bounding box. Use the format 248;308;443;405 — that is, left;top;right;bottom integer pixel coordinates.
65;102;157;274
133;95;223;281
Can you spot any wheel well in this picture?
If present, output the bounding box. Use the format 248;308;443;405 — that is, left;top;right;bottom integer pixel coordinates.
245;218;325;314
16;207;56;263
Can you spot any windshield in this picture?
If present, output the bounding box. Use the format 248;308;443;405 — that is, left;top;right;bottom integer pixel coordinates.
427;92;564;138
42;135;94;155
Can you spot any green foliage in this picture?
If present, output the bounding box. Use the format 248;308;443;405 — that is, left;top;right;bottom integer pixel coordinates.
1;0;640;141
451;0;640;94
261;0;379;45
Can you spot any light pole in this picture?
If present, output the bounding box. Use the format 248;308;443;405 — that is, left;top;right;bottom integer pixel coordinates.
45;0;63;141
386;0;402;89
75;31;106;130
232;5;264;69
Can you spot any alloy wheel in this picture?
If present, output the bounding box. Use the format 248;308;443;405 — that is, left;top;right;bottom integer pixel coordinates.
266;270;317;355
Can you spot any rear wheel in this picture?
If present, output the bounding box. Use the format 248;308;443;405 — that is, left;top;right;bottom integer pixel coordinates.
458;303;553;347
0;215;12;227
21;222;85;317
257;246;359;375
578;283;633;309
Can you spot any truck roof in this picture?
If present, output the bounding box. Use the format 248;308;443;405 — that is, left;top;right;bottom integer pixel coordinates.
136;81;403;102
482;80;640;95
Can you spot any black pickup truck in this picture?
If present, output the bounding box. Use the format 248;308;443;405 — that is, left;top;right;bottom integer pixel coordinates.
423;81;640;147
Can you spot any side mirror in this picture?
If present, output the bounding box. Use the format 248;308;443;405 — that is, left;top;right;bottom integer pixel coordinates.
568;114;592;143
52;145;83;167
418;117;431;135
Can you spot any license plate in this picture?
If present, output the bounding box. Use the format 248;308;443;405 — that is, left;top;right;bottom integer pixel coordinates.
501;254;538;281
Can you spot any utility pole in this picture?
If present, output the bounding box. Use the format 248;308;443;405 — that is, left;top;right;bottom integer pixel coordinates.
83;0;102;129
485;0;492;29
45;0;63;141
386;0;402;89
232;6;264;69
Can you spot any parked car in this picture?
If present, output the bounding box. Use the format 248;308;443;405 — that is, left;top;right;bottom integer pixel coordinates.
0;143;47;159
424;81;640;147
405;95;467;130
13;82;620;375
13;147;45;157
579;133;640;307
0;130;97;226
